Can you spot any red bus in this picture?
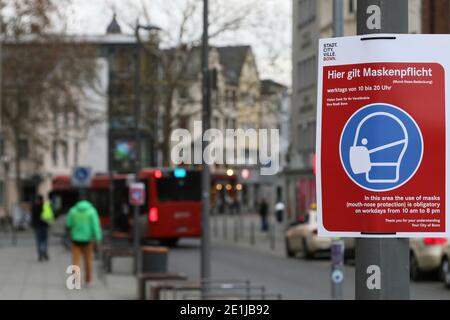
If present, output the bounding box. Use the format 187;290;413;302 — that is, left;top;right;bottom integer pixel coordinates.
50;168;201;246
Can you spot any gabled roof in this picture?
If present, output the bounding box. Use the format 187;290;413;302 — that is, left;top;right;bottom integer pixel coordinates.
161;46;203;81
217;45;251;86
261;79;287;95
159;45;253;85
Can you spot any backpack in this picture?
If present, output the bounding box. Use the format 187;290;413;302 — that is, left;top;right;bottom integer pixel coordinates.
41;201;55;224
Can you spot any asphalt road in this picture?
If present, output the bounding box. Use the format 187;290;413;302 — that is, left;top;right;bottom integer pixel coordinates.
168;238;450;300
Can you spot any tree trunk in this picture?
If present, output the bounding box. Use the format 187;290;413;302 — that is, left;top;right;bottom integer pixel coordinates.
162;89;174;167
13;125;21;206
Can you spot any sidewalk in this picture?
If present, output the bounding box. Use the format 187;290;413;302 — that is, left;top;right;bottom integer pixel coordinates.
0;229;135;300
211;213;287;258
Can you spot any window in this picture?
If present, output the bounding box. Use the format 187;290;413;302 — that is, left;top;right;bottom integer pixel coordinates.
212;116;220;129
74;141;79;165
18;139;29;159
349;0;356;14
64;110;69;127
178;86;190;100
0;137;4;157
179;115;189;130
0;180;4;206
62;141;69;167
89;188;111;217
300;95;314;113
298;121;316;152
19;98;29;116
52;140;58;166
298;0;316;28
227;118;236;129
74;111;80;128
298;55;317;90
225;90;232;103
242;122;254;130
156;171;201;202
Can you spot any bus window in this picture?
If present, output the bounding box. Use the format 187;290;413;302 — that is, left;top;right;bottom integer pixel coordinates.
51;193;63;212
89;188;109;217
49;190;78;217
156;172;201;202
113;179;149;215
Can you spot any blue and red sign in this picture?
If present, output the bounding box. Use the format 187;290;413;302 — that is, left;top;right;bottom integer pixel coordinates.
318;61;446;237
129;183;146;206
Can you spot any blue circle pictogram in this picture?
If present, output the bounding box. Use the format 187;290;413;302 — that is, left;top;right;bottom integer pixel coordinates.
331;270;344;283
340;103;423;192
75;168;88;180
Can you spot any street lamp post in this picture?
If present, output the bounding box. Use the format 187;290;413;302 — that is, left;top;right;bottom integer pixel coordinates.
331;0;345;301
201;0;212;295
355;0;410;300
133;23;161;274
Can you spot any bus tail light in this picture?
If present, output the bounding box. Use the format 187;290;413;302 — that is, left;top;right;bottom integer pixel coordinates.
149;207;159;222
154;170;162;179
423;238;447;246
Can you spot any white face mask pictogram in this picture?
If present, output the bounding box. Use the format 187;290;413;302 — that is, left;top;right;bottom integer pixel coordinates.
349;112;408;184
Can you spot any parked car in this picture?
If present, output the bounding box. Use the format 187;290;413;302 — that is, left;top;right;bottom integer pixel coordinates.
284;210;355;259
410;237;448;281
439;242;450;287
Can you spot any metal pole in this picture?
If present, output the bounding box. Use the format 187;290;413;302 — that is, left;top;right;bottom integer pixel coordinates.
233;216;238;242
250;221;255;246
223;215;227;240
355;0;409;300
133;26;142;275
331;0;345;300
108;62;115;238
5;158;15;246
333;0;344;37
331;240;344;300
201;0;212;293
108;170;114;238
213;212;218;238
3;160;9;235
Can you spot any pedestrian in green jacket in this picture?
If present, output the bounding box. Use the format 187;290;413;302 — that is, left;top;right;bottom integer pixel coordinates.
66;200;102;285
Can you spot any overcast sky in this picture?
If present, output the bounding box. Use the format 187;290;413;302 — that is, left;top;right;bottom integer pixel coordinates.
65;0;292;86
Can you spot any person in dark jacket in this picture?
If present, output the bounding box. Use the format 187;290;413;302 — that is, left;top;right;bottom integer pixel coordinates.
31;195;49;261
259;199;269;232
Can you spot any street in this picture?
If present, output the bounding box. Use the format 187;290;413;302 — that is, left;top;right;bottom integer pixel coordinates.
1;218;450;300
169;238;450;300
3;0;450;304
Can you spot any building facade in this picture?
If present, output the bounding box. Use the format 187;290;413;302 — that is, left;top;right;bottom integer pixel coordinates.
287;0;422;220
0;16;158;221
0;53;109;222
0;16;288;222
258;80;289;213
